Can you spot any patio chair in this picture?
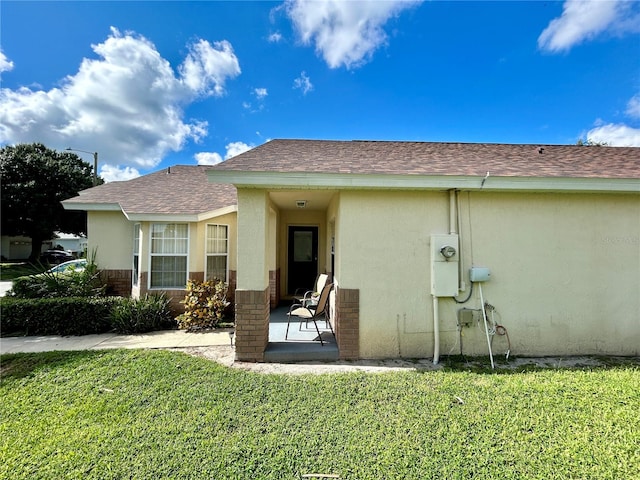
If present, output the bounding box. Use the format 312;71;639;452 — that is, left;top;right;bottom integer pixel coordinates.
294;273;329;307
286;283;335;346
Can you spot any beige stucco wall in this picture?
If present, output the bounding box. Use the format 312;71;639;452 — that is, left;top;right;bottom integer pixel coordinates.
336;190;640;358
337;190;448;358
236;189;270;290
458;191;640;356
189;212;238;274
88;211;134;270
89;210;238;294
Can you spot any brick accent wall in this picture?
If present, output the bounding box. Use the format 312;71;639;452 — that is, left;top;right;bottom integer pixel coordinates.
269;268;280;308
135;271;238;318
228;270;237;307
137;272;192;316
101;269;132;297
235;288;270;362
336;287;360;360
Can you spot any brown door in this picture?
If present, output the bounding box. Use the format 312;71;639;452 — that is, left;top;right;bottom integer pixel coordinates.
287;226;318;294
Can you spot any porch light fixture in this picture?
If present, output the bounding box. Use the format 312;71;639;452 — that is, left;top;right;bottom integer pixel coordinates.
296;200;307;209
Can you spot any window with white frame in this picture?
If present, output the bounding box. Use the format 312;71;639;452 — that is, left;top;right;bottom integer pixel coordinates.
150;223;189;288
205;224;228;282
132;223;141;286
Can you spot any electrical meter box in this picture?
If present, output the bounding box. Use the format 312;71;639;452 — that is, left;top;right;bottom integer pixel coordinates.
430;234;459;296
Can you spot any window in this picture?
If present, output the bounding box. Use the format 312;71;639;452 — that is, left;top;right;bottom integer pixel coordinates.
205;224;228;282
150;223;188;288
132;223;141;286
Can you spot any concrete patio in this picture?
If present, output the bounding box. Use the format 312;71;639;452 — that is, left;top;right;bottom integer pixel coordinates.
265;305;339;363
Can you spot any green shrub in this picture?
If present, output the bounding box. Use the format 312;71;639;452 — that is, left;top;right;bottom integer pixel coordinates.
109;294;175;334
8;260;106;299
0;296;119;336
177;279;230;331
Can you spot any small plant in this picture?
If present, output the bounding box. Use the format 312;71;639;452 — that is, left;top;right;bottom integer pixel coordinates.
177;279;230;331
109;294;174;334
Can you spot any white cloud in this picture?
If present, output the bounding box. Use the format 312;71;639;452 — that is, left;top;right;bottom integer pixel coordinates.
100;164;141;182
585;123;640;147
254;87;268;99
195;141;254;165
582;92;640;147
538;0;640;52
285;0;422;69
179;39;241;96
293;71;313;95
0;51;14;73
268;32;283;43
626;94;640;119
0;27;241;172
225;141;253;159
195;151;224;165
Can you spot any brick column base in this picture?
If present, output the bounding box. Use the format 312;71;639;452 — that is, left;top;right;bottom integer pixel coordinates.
336;287;359;360
269;269;280;308
235;288;270;362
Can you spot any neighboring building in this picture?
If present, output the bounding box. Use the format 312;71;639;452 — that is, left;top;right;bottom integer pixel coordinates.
50;232;88;257
64;140;640;362
0;232;87;261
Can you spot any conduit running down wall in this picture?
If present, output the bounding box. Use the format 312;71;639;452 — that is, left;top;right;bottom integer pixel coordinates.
432;190;460;364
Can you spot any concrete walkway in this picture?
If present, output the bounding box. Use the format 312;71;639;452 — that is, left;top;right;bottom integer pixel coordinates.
0;329;233;354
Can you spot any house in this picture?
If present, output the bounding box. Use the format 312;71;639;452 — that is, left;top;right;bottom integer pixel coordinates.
63;140;640;362
0;232;87;261
62;165;238;309
50;232;88;257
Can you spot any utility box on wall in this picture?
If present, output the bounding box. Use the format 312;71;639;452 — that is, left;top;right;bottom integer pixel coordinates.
430;234;459;297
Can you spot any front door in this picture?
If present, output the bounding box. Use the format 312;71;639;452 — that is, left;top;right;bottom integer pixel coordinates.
287;226;318;295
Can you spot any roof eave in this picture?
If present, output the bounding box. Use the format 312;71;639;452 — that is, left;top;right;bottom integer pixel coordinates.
124;204;238;222
207;171;640;193
62;201;122;212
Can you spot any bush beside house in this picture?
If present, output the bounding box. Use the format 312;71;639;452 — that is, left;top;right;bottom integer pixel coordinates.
1;260;176;336
176;279;231;331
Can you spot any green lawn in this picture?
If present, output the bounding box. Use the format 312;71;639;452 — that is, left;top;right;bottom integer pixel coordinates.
1;350;638;480
0;262;46;281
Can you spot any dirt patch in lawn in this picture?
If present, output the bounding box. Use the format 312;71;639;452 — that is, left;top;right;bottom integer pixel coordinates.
174;346;640;375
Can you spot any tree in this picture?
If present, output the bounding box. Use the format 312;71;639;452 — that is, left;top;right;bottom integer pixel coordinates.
0;143;102;261
576;138;609;146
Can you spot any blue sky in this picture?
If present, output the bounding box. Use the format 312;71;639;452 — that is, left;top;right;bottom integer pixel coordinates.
1;1;639;181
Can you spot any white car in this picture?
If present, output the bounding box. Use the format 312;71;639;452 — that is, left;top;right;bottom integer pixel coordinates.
46;259;87;274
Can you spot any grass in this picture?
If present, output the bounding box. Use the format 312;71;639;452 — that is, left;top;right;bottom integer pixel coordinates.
1;350;638;480
0;262;46;281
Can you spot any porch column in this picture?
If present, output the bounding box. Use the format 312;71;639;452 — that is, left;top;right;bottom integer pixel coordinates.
235;189;270;362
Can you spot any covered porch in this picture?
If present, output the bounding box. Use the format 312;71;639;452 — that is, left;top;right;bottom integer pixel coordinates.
232;188;360;363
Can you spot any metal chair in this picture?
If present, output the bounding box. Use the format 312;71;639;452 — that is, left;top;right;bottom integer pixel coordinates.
294;273;328;307
286;283;335;346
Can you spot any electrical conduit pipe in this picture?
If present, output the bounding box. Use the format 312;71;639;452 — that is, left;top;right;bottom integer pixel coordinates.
433;190;459;365
431;188;460;365
479;283;495;370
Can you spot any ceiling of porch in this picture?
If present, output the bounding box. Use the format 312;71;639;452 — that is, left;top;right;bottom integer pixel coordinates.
269;191;337;211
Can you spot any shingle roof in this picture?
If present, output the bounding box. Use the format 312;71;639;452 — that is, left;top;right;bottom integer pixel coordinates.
211;139;640;179
63;165;237;216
